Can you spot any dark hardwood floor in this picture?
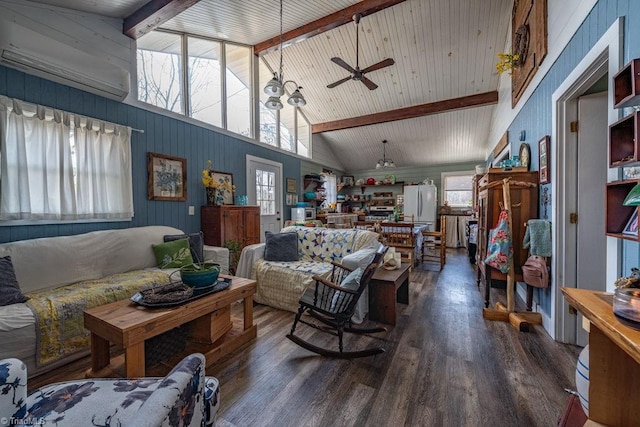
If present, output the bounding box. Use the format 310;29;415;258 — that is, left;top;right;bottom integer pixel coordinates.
29;250;581;426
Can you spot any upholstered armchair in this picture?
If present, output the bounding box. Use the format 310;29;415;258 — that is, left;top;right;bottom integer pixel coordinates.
0;353;219;427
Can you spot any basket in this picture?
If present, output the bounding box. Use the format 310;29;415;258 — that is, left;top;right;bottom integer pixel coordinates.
145;324;187;367
179;262;220;288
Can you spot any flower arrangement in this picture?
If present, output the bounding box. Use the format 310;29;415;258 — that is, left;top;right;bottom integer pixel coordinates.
495;52;520;74
202;160;236;205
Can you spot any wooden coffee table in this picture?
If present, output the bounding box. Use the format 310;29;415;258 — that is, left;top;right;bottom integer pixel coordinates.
84;276;256;377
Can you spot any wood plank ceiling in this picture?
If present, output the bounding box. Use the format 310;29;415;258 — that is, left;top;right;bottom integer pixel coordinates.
31;0;513;171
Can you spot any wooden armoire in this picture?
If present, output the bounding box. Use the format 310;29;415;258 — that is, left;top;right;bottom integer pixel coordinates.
475;171;538;307
201;205;260;249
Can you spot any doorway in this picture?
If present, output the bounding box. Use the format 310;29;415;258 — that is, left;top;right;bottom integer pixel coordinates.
551;18;622;343
246;155;282;240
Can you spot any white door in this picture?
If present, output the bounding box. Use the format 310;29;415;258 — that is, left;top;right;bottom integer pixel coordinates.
246;156;282;241
575;91;608;345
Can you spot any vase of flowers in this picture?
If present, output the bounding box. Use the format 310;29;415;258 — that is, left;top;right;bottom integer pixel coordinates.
495;52;521;74
202;160;236;206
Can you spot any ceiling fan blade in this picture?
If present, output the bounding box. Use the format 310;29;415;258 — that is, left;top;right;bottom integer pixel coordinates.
327;76;352;89
361;58;395;74
330;57;357;74
361;76;378;91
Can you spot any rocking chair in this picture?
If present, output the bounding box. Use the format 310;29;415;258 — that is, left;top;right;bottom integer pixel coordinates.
286;246;388;358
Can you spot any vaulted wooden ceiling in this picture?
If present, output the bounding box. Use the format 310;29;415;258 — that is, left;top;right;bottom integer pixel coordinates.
33;0;512;171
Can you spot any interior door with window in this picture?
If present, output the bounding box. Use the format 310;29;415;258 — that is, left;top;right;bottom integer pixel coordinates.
247;156;282;240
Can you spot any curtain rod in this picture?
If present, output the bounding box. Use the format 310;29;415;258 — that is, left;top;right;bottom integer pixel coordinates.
131;127;145;134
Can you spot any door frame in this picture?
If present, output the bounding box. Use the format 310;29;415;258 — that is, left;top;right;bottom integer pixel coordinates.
550;17;623;342
246;154;283;232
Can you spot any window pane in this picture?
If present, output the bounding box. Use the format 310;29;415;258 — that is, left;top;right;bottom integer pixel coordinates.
258;61;278;146
256;169;276;215
280;102;295;152
226;43;252;137
187;37;222;127
137;31;183;113
297;110;310;157
443;173;474;207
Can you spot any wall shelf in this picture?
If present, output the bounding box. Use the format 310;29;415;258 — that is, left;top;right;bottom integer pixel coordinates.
609;112;640;167
614;58;640;109
605;179;639;240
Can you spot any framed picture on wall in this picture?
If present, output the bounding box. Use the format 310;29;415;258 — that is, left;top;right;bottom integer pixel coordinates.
538;136;550;184
147;152;187;201
286;178;297;193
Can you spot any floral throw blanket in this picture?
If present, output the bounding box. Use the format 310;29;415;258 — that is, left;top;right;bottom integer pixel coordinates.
25;270;170;367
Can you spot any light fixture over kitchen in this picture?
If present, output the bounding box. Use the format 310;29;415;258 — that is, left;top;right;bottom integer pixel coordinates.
263;0;306;110
376;139;395;169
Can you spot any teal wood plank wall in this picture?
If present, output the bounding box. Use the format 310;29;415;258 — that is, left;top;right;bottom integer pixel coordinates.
0;65;301;242
503;0;640;314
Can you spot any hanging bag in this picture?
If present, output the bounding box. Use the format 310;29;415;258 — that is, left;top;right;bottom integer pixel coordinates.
484;210;513;274
522;255;549;288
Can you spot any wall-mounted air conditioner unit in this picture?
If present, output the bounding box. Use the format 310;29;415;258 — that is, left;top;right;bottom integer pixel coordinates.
0;49;129;101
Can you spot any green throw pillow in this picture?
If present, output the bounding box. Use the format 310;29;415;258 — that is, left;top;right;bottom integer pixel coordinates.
152;238;194;268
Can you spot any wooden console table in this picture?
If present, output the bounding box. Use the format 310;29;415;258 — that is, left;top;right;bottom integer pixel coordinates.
84;276;257;377
561;287;640;426
368;263;410;326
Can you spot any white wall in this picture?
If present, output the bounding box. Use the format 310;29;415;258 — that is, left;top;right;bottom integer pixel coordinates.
311;133;345;171
486;0;598;153
0;0;133;99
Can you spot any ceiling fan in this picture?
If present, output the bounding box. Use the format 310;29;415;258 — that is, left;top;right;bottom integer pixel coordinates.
327;13;395;91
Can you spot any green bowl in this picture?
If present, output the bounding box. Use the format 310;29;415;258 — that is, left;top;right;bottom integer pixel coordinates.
180;262;220;288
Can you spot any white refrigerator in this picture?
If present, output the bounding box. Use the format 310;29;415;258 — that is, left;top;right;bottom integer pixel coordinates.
403;184;437;225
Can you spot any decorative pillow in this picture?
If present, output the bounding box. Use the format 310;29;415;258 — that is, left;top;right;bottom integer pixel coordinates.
264;231;299;262
152;238;194;269
0;256;29;306
330;267;363;311
164;232;205;263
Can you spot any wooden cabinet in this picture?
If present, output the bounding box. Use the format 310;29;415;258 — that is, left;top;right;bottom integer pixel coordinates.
475;171;538;307
201;205;260;248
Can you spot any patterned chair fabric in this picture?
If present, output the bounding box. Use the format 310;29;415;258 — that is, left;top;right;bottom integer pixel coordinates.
0;353;219;427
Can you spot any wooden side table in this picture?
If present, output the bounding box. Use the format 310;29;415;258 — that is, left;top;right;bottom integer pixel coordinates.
368;264;410;326
562;287;640;425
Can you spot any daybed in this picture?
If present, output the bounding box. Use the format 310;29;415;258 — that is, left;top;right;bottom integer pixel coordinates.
0;225;229;377
236;226;380;321
0;353;220;426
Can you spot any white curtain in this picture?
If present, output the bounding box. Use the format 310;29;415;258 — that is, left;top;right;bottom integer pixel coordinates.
0;95;133;221
323;173;337;205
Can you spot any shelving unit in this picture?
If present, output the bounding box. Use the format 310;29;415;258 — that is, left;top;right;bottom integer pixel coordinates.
303;176;325;204
609;111;639;167
614;58;640;109
339;182;404;212
606;179;640;241
607;58;640;242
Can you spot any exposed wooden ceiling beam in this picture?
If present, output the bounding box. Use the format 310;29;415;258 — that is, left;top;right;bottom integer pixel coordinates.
311;91;499;134
253;0;407;56
124;0;203;39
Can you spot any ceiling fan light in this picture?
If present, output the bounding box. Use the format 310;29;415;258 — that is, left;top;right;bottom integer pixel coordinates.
265;96;283;110
287;88;306;107
264;73;284;97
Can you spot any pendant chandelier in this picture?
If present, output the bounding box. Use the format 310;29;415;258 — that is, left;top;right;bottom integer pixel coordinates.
263;0;306;110
376;139;395;169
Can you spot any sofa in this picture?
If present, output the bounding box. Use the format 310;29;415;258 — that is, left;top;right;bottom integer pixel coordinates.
236;226;381;322
0;225;229;377
0;353;220;426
